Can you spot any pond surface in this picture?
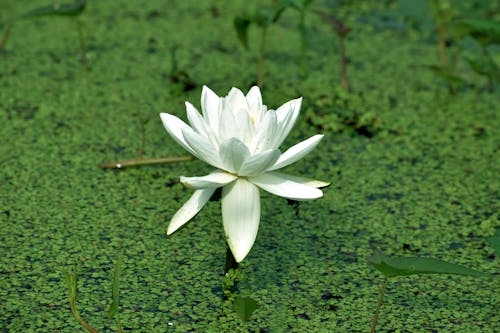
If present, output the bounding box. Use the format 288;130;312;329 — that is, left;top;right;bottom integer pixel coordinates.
0;0;498;332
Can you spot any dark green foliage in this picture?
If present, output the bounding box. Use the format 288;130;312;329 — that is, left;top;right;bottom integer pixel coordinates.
233;296;259;323
368;251;489;278
20;0;86;20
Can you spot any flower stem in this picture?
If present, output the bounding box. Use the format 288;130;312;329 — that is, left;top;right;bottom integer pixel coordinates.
0;25;11;50
224;245;238;276
257;26;267;89
299;10;307;79
370;277;388;333
76;20;88;70
222;244;240;300
340;35;349;92
98;156;194;169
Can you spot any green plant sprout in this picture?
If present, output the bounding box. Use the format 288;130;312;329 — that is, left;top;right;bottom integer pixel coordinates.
316;11;352;91
288;0;314;79
107;248;124;333
64;265;99;333
426;0;465;94
2;0;89;69
234;1;289;88
367;250;490;333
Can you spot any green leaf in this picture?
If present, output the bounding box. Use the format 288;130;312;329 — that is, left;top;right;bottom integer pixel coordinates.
454;18;500;46
367;251;489;278
425;64;467;86
234;16;251;49
487;227;500;257
466;55;499;80
254;2;288;27
20;0;86;20
107;248;123;318
233;296;258;323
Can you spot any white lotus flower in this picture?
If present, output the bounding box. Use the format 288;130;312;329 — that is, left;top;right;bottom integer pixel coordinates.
161;86;328;262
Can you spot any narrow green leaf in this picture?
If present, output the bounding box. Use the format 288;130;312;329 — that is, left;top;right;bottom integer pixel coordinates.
107;248;123;318
20;0;86;20
425;64;467;85
234;16;251;49
233;296;258;323
367;251;489;278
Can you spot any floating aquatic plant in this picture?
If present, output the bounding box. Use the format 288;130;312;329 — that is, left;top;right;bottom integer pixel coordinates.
367;250;490;333
161;85;328;263
1;0;88;69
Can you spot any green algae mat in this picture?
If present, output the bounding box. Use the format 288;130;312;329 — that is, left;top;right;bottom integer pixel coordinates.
1;0;499;332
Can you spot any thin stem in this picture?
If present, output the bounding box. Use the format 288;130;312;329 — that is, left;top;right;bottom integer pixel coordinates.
370;277;388;333
65;267;99;333
138;120;146;159
0;25;11;50
437;25;448;70
299;10;307;79
257;26;267;89
98;156;194;169
222;244;239;301
76;20;88;70
224;245;238;276
340;36;349;92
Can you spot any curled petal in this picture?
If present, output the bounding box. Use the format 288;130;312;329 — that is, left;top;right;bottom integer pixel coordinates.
267;171;330;188
167;188;216;235
238;149;281;177
180;170;237;189
269;134;324;171
249;171;323;201
160;113;197;156
222;178;261;263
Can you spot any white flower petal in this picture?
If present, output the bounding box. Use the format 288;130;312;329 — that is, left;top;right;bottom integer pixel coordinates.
167;188;216;235
251;110;277;153
225;87;248;113
246;86;264;123
273;97;302;147
180;170;237;189
182;128;224;169
269;134;324;171
249;171;323;201
246;86;262;111
219;138;251;173
186;101;219;148
201;85;221;133
238;149;281;177
160;113;197;155
267;171;330;188
185;102;209;136
222;178;260;263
